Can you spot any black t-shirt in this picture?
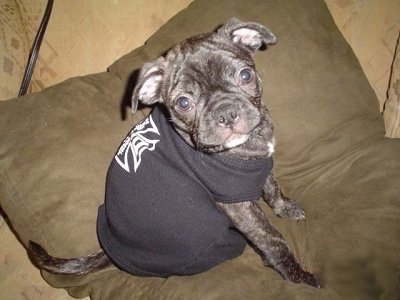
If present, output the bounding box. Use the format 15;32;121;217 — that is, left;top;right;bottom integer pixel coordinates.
97;106;272;277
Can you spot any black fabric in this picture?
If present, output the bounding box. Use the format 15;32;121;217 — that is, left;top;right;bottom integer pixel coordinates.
97;105;272;276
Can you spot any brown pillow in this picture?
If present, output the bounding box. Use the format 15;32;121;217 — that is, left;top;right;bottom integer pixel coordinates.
1;0;399;299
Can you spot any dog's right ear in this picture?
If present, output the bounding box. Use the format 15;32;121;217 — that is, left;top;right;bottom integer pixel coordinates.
218;18;277;54
131;57;165;113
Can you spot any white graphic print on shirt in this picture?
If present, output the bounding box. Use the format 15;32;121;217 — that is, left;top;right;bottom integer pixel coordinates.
114;115;160;173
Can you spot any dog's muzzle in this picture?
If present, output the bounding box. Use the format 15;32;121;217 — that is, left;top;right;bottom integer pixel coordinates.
213;102;240;128
196;99;261;150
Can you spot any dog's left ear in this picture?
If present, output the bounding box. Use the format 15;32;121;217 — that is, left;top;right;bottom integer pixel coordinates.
131;57;165;112
218;18;277;53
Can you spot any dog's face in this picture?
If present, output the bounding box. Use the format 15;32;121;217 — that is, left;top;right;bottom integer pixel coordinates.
132;18;277;155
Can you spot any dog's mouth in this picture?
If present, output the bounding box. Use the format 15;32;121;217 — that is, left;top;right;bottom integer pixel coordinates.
224;133;250;149
195;127;254;152
216;117;253;149
194;110;260;152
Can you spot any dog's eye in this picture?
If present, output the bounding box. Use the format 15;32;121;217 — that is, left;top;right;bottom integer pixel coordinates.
239;69;253;83
176;96;193;111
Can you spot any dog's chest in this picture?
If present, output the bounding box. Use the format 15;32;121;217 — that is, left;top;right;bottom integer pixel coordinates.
110;106;271;203
97;106;272;276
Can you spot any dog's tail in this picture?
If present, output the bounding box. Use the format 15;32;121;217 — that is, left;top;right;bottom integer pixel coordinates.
28;241;111;275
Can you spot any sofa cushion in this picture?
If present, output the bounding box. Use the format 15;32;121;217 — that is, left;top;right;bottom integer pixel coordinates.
1;0;399;299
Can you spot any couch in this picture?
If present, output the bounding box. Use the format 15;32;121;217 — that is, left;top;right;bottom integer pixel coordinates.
1;0;399;299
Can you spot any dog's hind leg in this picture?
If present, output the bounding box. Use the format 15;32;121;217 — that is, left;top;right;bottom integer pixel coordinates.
263;173;305;220
216;201;320;288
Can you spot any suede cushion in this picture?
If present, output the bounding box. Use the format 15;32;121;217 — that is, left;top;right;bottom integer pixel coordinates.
1;0;400;299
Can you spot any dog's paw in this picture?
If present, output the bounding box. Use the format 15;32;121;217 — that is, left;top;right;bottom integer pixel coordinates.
273;198;305;220
278;258;321;288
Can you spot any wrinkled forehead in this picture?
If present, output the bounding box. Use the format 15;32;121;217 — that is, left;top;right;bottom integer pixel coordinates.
167;38;255;92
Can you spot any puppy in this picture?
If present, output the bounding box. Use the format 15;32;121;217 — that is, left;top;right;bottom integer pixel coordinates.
29;18;320;288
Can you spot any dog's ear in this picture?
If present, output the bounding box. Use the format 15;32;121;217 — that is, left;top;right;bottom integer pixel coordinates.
131;57;165;112
218;18;277;53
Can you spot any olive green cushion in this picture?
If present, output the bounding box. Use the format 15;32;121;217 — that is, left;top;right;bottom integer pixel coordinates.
1;0;399;299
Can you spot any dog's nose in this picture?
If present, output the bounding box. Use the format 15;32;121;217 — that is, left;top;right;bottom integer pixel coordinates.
213;103;240;127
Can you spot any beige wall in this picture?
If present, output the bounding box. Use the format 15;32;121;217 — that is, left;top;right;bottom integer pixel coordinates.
0;0;193;100
325;0;400;112
1;0;399;112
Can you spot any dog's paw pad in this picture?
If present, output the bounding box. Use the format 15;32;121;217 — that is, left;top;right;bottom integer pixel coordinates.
273;199;305;220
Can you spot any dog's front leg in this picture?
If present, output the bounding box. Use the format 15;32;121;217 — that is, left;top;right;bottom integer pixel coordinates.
263;173;306;220
216;201;320;288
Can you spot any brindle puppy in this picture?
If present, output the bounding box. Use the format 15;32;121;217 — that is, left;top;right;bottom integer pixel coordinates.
29;18;320;288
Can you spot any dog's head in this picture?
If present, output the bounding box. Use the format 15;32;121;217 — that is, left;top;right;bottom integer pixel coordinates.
132;18;276;156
